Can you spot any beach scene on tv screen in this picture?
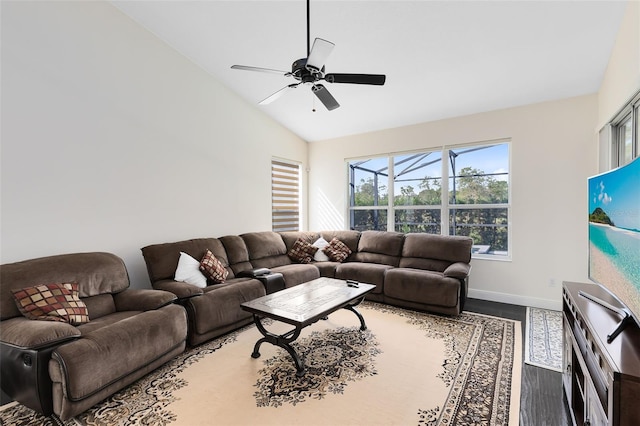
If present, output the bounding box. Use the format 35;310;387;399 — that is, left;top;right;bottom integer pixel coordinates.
588;157;640;321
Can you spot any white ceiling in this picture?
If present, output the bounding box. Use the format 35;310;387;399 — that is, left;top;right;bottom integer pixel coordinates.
111;1;628;142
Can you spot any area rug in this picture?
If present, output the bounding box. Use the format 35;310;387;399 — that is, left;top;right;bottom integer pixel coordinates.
0;302;521;426
524;307;563;372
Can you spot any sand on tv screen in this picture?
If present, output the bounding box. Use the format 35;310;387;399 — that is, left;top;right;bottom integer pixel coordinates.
588;156;640;322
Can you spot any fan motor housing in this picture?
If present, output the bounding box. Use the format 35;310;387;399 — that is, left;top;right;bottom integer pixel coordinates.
292;58;324;83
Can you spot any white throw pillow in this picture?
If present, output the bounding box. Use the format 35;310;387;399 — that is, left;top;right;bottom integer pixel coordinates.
312;237;331;262
174;251;207;288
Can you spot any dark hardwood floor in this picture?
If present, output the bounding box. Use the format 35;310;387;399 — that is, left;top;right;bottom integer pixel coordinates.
465;298;572;426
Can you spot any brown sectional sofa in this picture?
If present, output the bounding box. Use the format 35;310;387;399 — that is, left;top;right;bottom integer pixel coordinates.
140;237;266;347
0;252;188;421
141;230;473;347
0;231;471;420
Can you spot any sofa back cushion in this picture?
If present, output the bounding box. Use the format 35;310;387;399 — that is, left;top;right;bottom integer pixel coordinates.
141;238;232;283
241;232;291;269
399;234;473;271
352;230;404;266
219;235;253;275
82;294;117;320
0;252;128;321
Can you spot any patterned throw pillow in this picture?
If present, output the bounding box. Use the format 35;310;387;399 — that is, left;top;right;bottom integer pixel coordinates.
200;249;229;283
323;238;352;262
287;238;319;264
12;283;90;325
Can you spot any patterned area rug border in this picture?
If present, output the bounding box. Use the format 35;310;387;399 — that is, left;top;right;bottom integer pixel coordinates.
524;306;563;372
0;302;521;426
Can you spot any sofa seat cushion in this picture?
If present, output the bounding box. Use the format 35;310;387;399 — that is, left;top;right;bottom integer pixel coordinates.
75;311;139;335
271;264;321;288
49;304;187;401
314;261;341;278
188;280;265;336
200;277;256;294
384;268;460;308
334;263;392;294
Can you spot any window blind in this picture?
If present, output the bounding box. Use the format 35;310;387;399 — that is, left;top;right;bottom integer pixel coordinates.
272;160;300;232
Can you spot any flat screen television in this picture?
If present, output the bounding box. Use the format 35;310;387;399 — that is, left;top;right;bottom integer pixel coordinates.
588;156;640;341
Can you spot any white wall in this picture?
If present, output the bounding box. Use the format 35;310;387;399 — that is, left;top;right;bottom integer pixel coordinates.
0;1;308;288
309;95;598;310
597;0;640;129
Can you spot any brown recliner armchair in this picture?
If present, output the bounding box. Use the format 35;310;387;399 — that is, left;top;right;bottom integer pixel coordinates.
0;252;188;421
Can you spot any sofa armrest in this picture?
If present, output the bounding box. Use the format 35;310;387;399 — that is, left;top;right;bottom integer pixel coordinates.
237;268;271;278
149;279;204;300
443;262;470;280
113;289;178;312
0;317;80;350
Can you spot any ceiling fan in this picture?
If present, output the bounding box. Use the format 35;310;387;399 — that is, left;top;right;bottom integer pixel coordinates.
231;0;386;111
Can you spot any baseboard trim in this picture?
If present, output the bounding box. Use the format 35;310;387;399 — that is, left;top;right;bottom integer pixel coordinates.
468;288;561;311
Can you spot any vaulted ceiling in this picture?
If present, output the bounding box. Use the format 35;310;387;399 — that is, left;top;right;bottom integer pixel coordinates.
112;1;628;142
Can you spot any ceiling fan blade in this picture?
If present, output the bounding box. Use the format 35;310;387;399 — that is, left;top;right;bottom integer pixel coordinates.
231;65;289;76
259;84;300;105
324;73;386;85
312;84;340;111
306;38;335;72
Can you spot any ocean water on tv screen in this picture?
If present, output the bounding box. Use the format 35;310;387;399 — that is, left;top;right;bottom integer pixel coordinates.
589;224;640;288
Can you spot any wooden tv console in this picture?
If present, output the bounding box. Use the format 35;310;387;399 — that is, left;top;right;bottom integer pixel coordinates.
562;282;640;426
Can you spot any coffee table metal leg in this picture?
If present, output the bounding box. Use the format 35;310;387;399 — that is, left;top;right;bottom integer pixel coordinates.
251;315;306;377
343;296;368;331
343;305;367;330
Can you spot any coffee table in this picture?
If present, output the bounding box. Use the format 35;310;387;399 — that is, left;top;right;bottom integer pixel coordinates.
240;277;375;376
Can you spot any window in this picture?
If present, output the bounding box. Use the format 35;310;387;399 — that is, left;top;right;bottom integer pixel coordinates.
448;144;509;256
617;114;633;165
610;90;639;167
348;157;389;231
348;141;510;258
271;159;301;232
393;151;442;234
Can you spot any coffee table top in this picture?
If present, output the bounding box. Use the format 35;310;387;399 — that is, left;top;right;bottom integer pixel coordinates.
240;277;375;326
